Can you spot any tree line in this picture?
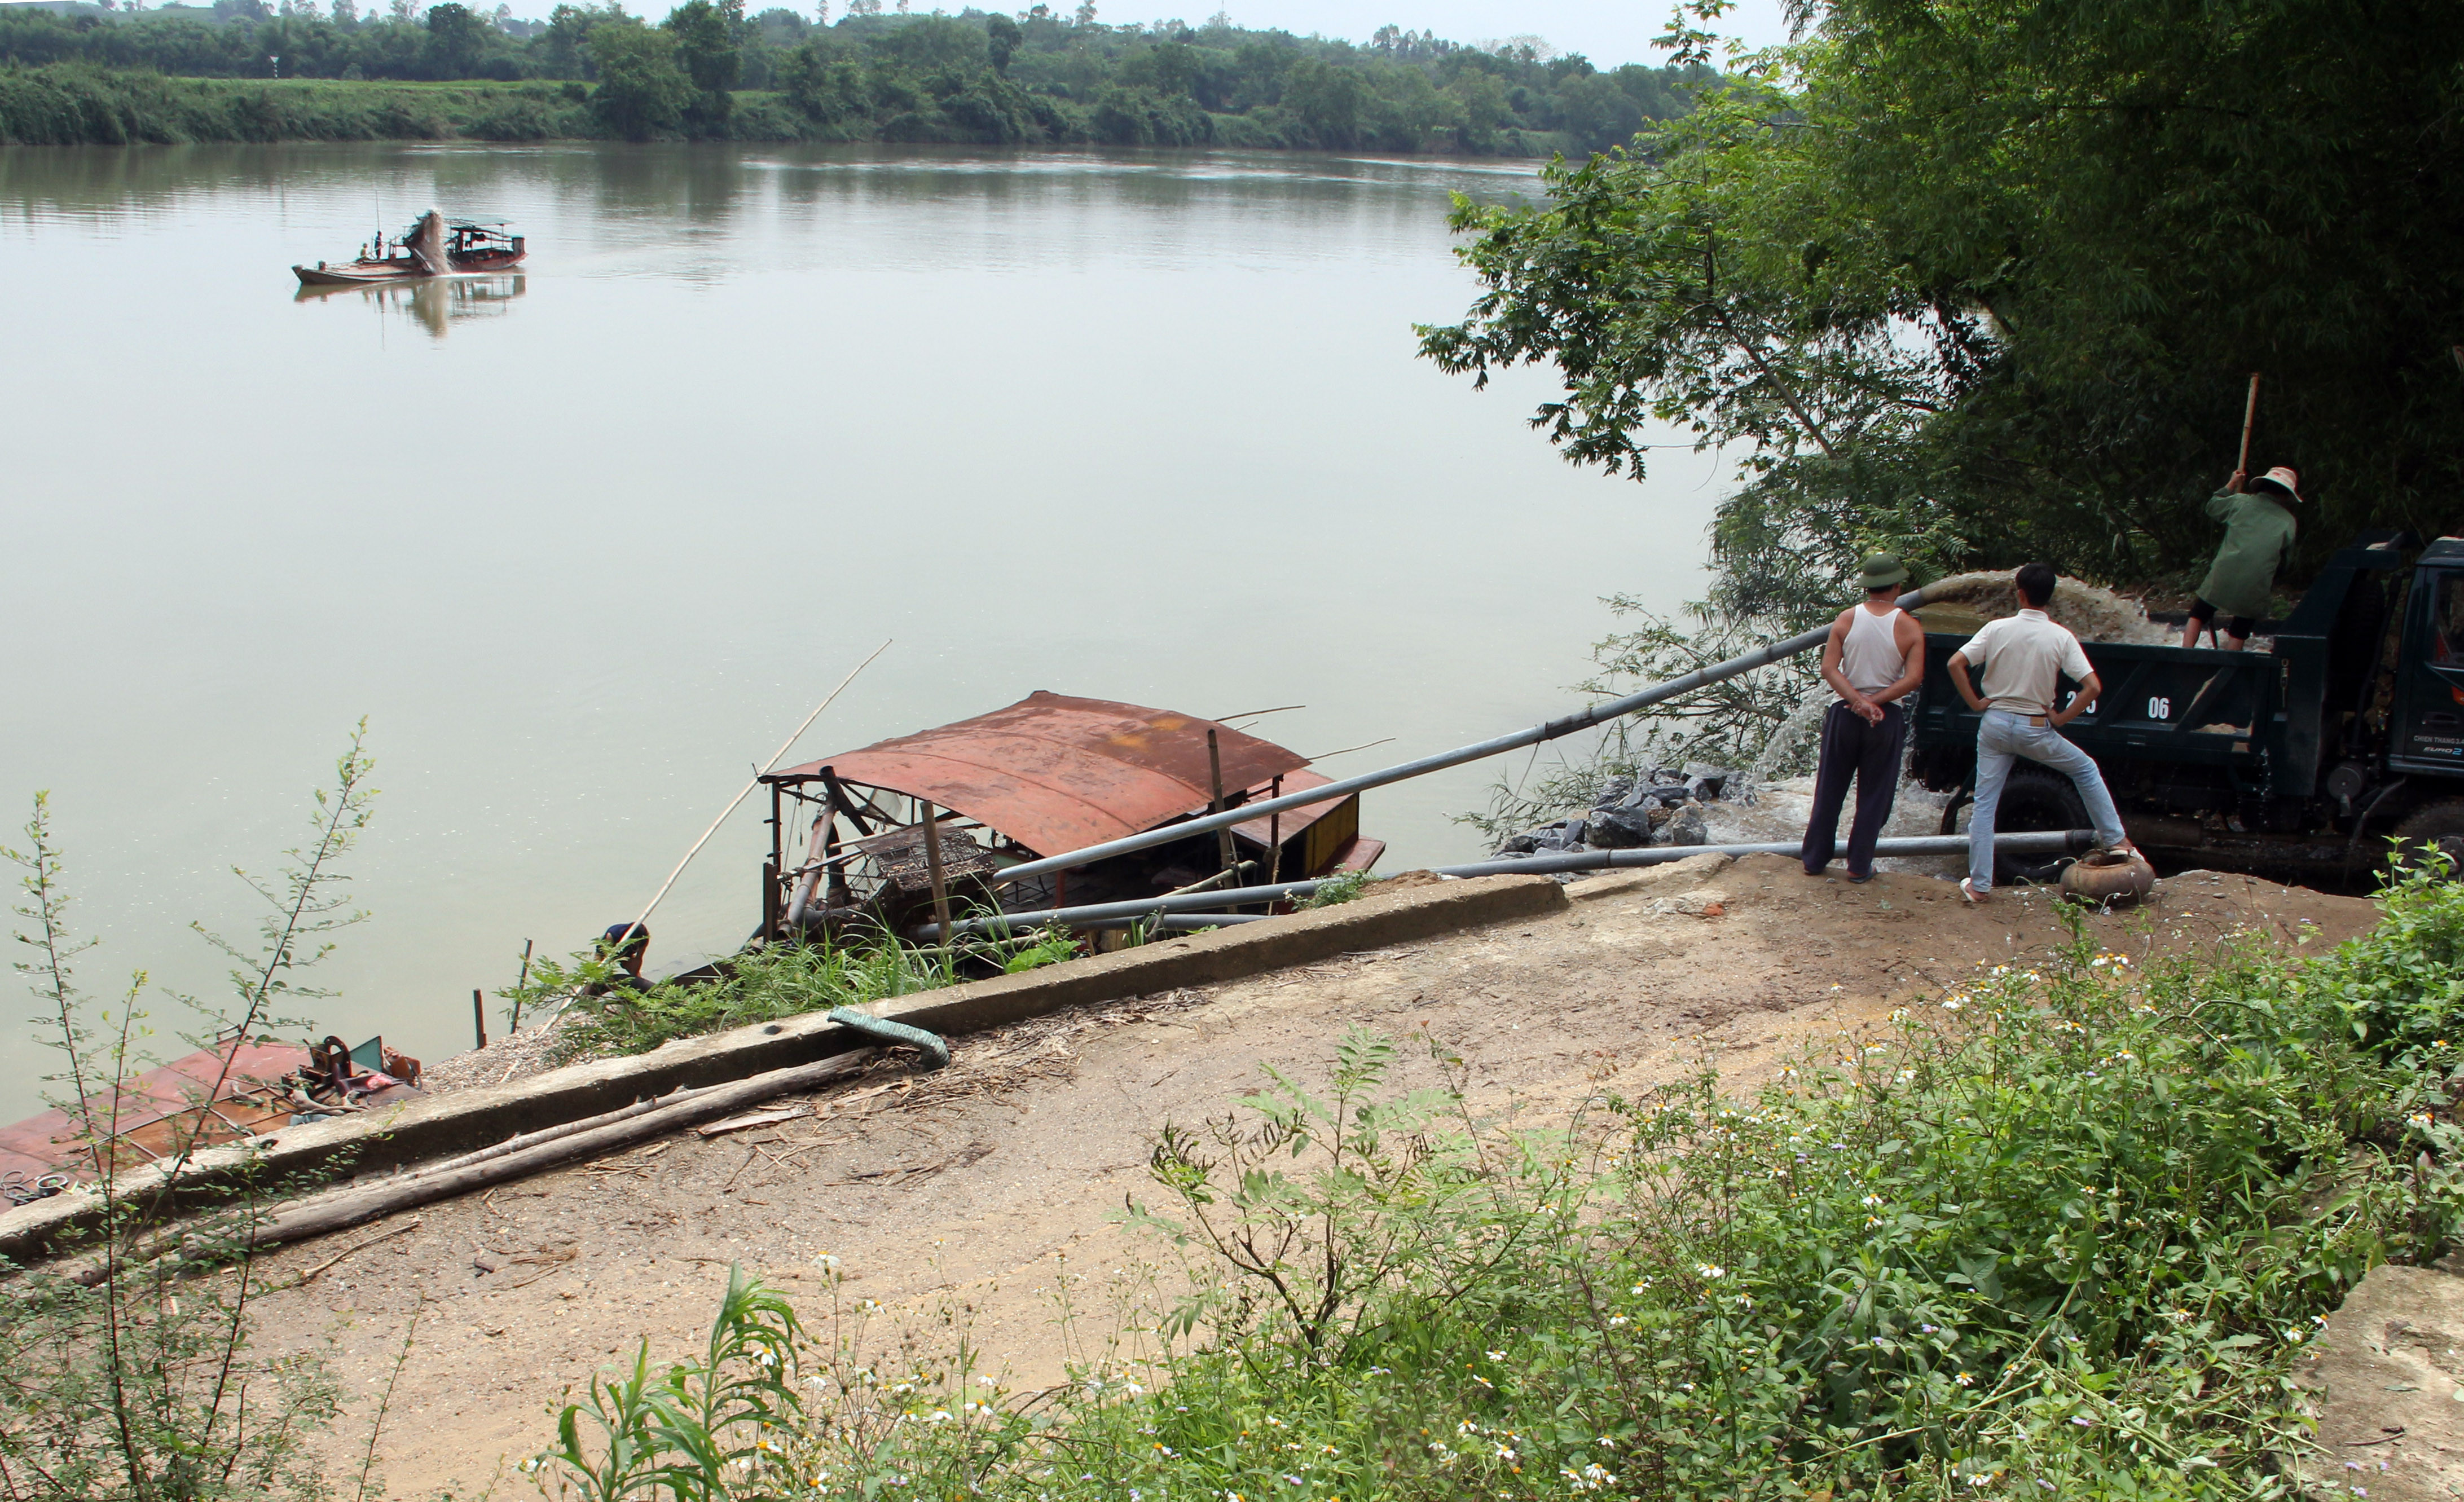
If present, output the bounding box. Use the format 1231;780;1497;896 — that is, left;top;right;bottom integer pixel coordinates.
0;1;1708;149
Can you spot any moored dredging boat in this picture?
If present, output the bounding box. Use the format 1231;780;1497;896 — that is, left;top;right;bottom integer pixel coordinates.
291;207;525;287
0;1030;425;1193
746;691;1381;963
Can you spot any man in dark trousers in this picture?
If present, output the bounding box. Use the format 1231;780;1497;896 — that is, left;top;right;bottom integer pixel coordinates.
1802;553;1928;882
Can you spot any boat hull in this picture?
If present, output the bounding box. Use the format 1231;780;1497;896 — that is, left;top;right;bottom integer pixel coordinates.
293;249;526;287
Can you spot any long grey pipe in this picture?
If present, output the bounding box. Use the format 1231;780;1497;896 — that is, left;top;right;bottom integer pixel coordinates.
988;585;1932;888
1436;829;2093;880
919;827;2082;940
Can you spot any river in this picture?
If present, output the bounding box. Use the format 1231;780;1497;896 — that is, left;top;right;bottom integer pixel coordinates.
0;142;1722;1115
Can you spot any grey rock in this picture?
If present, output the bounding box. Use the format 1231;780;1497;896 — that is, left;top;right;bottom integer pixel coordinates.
1588;806;1656;848
1591;774;1637;810
1646;783;1691;807
1653;804;1709;847
1684;765;1736;801
1496;833;1539;855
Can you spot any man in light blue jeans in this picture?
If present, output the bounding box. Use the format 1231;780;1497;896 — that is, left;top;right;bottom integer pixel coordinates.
1946;562;2131;902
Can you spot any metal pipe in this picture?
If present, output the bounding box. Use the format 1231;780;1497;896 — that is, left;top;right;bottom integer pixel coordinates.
1105;913;1266;933
1437;830;2092;880
988;585;1934;887
910;879;1328;937
917;826;2081;939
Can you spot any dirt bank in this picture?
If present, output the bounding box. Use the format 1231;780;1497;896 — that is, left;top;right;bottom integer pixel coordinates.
239;857;2378;1497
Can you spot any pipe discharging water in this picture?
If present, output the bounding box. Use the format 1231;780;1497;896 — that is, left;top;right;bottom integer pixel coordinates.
988;584;1944;889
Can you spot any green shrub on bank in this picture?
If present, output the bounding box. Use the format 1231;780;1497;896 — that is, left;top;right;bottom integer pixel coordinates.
528;937;963;1060
541;867;2464;1501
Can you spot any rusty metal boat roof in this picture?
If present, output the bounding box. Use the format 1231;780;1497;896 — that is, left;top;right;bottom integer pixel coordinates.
0;1039;301;1182
771;691;1312;858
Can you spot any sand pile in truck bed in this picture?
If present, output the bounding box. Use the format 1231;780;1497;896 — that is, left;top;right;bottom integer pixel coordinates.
1912;571;2172;645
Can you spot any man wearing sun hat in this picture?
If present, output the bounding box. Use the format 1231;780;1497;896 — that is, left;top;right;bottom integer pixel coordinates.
2180;465;2300;650
1801;552;1928;883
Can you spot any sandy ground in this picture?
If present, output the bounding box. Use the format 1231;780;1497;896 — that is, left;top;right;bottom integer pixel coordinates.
237;856;2381;1499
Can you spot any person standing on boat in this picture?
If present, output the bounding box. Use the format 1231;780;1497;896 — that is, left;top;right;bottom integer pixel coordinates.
1949;562;2133;903
1801;553;1927;883
2179;466;2300;650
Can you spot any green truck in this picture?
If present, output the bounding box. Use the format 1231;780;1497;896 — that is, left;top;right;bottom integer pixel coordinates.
1909;532;2464;887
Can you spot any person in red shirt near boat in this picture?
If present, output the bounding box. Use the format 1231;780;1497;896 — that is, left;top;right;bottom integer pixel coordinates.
1801;553;1928;883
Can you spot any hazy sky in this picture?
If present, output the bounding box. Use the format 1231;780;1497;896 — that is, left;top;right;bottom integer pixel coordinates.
10;0;1806;72
494;0;1805;71
1168;0;1801;68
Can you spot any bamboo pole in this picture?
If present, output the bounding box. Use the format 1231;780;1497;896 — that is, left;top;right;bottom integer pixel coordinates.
604;639;890;962
2237;373;2261;477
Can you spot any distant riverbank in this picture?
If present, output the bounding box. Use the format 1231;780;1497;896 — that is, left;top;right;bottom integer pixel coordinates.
0;65;1614;148
0;67;754;146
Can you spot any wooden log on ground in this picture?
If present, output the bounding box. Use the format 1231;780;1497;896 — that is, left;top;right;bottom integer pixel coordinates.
410;1088;693;1180
64;1047;880;1286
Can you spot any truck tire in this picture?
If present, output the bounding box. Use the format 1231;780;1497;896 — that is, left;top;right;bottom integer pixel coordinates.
2392;800;2464;878
1988;767;2089;887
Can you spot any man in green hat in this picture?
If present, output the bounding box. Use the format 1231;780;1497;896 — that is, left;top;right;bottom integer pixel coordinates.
2180;465;2300;650
1802;553;1928;882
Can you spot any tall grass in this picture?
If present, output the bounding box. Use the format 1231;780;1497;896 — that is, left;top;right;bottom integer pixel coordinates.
0;729;397;1502
540;863;2464;1501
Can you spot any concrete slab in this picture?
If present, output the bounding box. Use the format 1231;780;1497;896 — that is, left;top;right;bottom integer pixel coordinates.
2294;1263;2464;1500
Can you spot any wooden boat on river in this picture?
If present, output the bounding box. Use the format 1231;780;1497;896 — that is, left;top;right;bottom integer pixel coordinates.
753;691;1384;946
292;208;525;287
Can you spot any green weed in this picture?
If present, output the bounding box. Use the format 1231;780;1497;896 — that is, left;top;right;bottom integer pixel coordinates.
532;937;962;1061
538;873;2464;1501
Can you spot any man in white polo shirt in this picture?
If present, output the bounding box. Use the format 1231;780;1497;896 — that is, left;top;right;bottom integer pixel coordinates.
1946;562;2132;902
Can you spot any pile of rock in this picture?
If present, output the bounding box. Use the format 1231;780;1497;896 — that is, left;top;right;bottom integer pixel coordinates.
1492;766;1740;858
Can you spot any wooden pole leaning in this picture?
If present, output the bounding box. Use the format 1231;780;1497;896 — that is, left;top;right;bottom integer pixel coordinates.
1206;729;1238;877
2238;372;2261;476
921;799;952;957
1266;772;1283;888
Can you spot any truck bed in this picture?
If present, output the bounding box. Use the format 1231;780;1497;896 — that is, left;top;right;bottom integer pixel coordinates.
1912;634;2277;772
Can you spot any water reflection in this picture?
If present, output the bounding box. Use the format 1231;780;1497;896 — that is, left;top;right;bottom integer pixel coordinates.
291;272;526;338
0;140;1710;1120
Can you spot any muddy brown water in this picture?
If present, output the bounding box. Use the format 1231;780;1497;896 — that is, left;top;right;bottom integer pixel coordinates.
0;143;1730;1116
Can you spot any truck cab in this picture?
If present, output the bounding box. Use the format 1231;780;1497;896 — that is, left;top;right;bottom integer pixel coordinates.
1909;532;2464;886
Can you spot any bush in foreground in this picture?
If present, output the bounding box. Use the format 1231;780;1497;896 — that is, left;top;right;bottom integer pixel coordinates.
536;865;2464;1501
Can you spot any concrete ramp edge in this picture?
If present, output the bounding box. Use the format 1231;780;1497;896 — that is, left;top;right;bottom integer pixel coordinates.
0;873;1567;1266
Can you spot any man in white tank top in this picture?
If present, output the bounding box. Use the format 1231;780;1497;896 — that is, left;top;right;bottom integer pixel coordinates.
1801;553;1928;882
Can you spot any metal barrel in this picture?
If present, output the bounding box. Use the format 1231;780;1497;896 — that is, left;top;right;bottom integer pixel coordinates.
986;585;1931;888
918;826;2084;940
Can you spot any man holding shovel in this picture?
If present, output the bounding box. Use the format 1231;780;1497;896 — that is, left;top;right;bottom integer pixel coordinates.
2182;376;2300;650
